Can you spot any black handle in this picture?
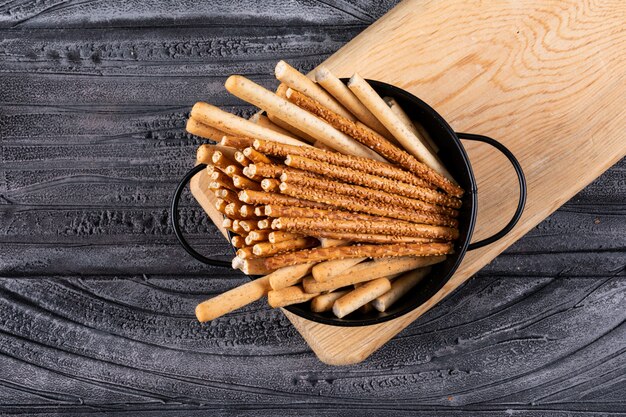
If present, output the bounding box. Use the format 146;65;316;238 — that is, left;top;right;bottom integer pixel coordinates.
457;132;527;251
170;163;232;267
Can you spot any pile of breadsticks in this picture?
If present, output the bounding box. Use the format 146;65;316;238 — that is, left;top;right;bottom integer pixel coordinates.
186;61;464;321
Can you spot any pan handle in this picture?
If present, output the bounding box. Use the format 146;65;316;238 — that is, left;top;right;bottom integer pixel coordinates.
457;132;527;251
171;163;232;267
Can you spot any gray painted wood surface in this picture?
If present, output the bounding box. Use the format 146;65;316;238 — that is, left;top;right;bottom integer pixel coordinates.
0;1;624;415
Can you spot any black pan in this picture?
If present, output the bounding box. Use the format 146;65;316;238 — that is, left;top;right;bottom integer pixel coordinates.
171;79;526;326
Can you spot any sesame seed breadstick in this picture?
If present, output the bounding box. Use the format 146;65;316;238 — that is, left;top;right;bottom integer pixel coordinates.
272;217;459;240
252;237;319;257
268;263;317;291
246;230;271;244
286;89;463;197
284;155;461;209
214;188;239;204
191;102;309;148
372;267;433;312
265;243;453;270
238;189;333;210
234;151;252;167
210;170;236;191
347;74;456;182
236;247;257;259
268;231;304;243
239;220;260;233
243;147;272;164
280;170;459;218
257;219;271;230
254;139;434;190
333;278;392;318
275;60;355;121
196;144;237;165
261;178;281;192
239;205;259;219
186;117;226;142
292;230;441;245
268;285;319;308
302;255;446;292
225;201;244;218
315;66;393;140
278;182;459;227
264;205;375;221
195;276;271;322
224;75;383;160
231;235;247;249
232;175;262;191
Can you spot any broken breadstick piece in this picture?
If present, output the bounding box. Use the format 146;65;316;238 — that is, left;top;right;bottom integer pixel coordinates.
333;278;392;318
372;267;433;312
195;276;271;322
268;285;319;308
310;290;350;313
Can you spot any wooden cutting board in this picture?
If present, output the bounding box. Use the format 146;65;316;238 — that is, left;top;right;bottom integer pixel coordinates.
192;0;626;365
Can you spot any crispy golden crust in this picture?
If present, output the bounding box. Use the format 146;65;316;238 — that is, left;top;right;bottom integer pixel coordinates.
278;182;458;227
254;139;434;190
281;170;459;218
264;242;453;269
284;155;461;209
272;217;459;240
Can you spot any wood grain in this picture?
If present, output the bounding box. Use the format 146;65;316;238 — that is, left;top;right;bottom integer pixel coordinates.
286;0;626;365
0;0;624;415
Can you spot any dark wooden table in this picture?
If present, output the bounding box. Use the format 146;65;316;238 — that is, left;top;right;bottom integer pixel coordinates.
1;1;624;415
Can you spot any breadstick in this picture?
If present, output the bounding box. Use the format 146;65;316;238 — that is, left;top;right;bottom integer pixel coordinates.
275;60;355;121
232;175;262;191
210;170;236;191
268;231;303;243
319;238;348;247
238;189;332;210
239;220;259;233
272;217;459;240
268;285;319;308
220;135;256;150
264;205;374;221
280;170;459;217
257;219;271;230
225;201;244;218
246;230;271;244
266;243;452;270
231;235;247;249
302;255;446;292
242;147;272;164
214;198;228;215
211;151;237;171
384;96;439;153
287;89;463;197
347;74;456;182
284;155;461;208
254;206;265;217
238;258;274;275
186;117;226;141
254;139;434;190
253;237;318;257
333;278;391;318
243;163;283;179
268;263;316;291
296;230;440;244
372;267;432;312
196;144;237;165
191;102;309;148
195;276;271;322
234;151;252;167
268;113;317;143
224;75;383;160
312;257;367;282
214;188;239;204
261;178;281;192
239;205;259;219
279;182;459;227
222;218;235;232
249;113;297;138
224;165;246;179
231;219;244;234
310;290;350;313
236;247;256;259
315;66;392;139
